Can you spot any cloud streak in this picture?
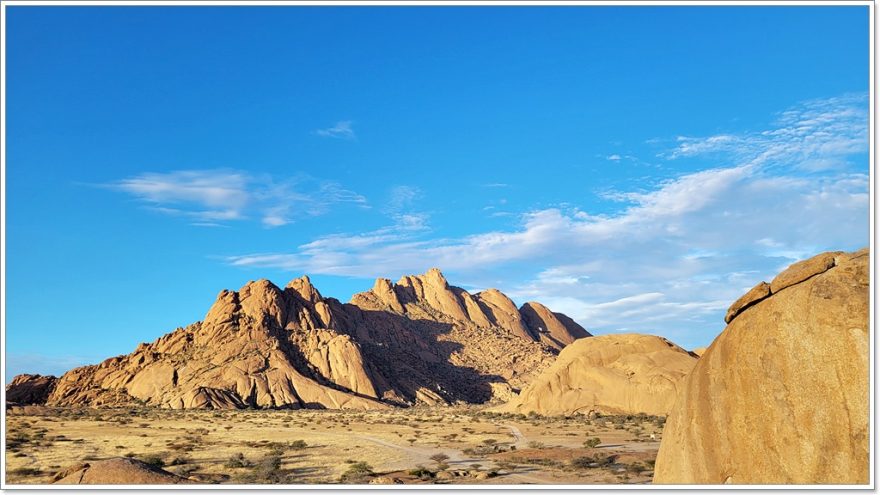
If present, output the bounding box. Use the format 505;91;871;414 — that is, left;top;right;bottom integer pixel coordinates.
315;120;356;140
225;94;868;347
109;170;367;227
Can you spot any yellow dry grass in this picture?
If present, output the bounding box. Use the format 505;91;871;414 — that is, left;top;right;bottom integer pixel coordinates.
5;406;662;485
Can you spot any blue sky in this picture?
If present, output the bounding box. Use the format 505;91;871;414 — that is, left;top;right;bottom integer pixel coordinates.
5;5;870;379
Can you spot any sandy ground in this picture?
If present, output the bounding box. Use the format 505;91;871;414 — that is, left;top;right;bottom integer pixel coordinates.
5;406;663;485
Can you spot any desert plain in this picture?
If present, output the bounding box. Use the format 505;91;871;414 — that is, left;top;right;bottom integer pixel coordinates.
6;406;661;485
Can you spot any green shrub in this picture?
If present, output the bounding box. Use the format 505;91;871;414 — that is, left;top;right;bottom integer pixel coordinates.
224;452;251;469
339;461;374;483
140;454;165;468
408;465;435;480
583;437;601;448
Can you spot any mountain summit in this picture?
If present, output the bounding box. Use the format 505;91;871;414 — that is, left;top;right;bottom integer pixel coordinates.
9;269;589;410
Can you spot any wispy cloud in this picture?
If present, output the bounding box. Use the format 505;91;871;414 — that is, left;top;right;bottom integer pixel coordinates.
667;93;867;171
108;170;367;228
315;120;356;140
225;94;868;346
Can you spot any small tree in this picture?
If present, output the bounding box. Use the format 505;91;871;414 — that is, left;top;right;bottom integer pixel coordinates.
430;453;450;466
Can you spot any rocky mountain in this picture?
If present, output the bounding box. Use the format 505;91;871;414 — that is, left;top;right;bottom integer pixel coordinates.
497;334;697;416
8;269;589;410
654;248;869;484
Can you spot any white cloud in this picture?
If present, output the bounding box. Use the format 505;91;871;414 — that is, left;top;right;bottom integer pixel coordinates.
315;120;356;140
607;154;622;161
225;94;868;348
667;93;867;171
109;170;366;228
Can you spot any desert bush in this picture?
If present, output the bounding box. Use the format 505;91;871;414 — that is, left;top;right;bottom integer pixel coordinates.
224;452;251;469
430;453;450;465
570;454;614;470
168;455;192;466
289;439;307;450
140;454;166;468
583;437;601;448
339;461;374;483
527;441;545;449
10;467;43;476
408;465;435;480
626;462;646;473
252;455;283;483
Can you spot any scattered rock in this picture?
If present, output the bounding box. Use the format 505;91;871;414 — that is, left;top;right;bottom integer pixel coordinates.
368;476;403;484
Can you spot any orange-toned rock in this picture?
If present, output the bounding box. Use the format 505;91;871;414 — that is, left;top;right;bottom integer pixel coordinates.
6;374;57;405
53;458;191;484
724;281;770;323
500;334;697;416
18;269;583;410
520;301;590;350
654;248;869;484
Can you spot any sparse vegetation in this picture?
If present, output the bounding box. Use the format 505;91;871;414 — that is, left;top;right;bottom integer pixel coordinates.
339;461;374;483
584;437;601;448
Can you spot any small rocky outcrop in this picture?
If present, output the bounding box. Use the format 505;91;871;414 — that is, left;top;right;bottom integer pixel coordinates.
498;334;697;416
654;248;869;484
52;458;191;484
5;374;57;405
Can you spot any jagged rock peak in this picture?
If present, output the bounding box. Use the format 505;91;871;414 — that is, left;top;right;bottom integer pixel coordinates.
423;267;448;286
287;275;323;303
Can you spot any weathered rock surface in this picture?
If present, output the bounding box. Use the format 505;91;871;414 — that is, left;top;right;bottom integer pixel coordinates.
499;334;697;416
10;269;588;410
724;282;770;323
520;301;590;350
5;374;58;404
654;248;869;484
53;458;191;484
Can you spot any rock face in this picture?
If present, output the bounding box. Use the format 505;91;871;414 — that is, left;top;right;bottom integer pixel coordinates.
499;334;697;416
10;269;589;410
53;458;191;484
6;374;58;404
654;249;869;484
